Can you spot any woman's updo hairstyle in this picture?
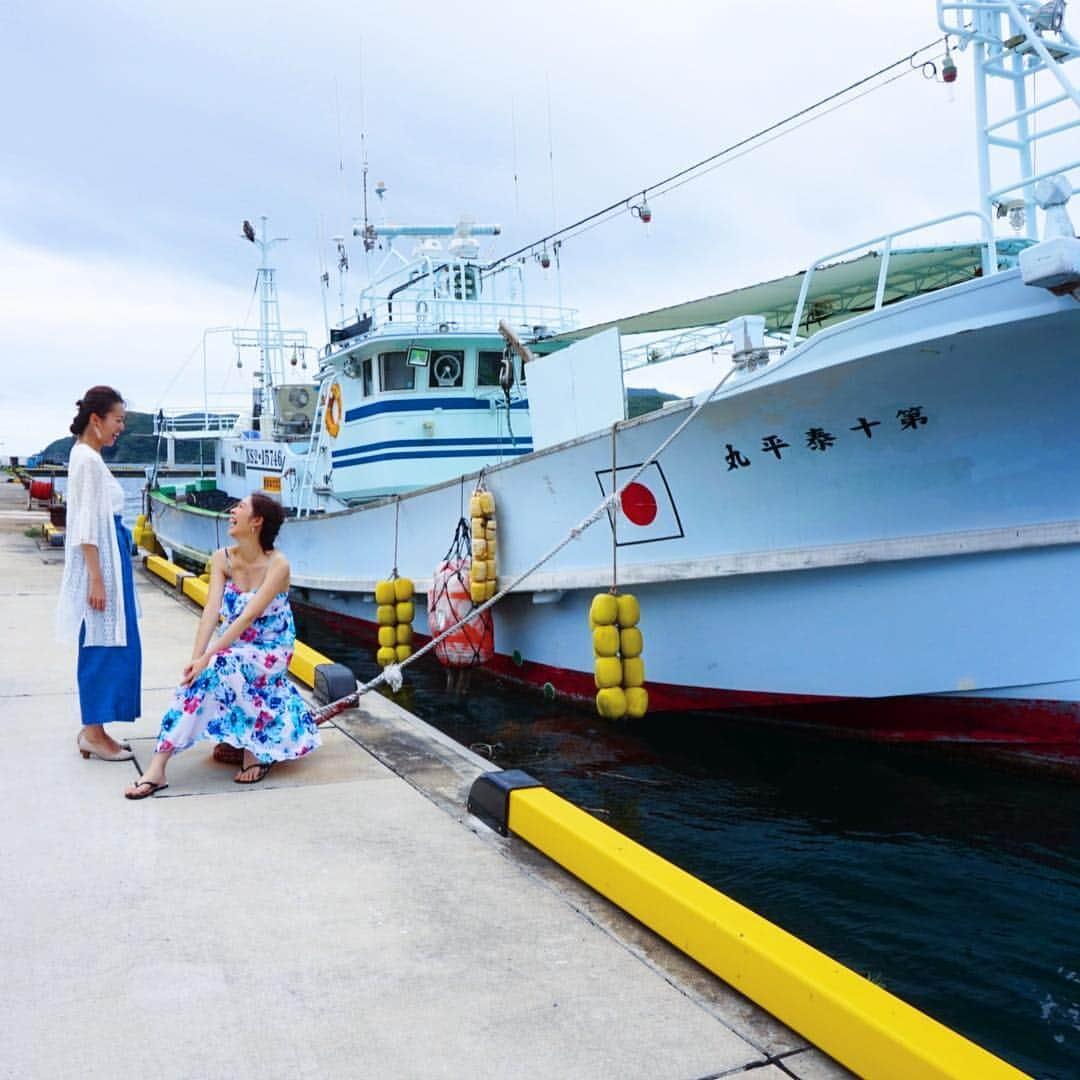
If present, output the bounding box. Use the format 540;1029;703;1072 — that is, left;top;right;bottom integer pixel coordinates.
249;492;285;551
71;386;124;436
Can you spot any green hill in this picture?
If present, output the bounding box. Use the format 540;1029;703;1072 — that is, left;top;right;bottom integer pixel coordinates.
36;396;674;464
38;411;218;465
626;387;679;418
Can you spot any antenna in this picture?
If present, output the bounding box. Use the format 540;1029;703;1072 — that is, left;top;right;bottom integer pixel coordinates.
359;37;375;255
332;235;348;324
334;77;349;230
545;76;558;231
317;214;331;340
545;78;563;310
511;96;520;218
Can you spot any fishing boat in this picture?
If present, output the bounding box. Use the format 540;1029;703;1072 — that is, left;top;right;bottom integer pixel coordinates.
149;1;1080;764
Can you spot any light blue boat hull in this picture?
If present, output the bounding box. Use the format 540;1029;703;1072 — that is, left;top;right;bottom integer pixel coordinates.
151;268;1080;757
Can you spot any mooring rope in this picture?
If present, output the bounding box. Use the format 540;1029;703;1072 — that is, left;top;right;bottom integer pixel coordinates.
392;496;400;578
610;422;618;594
313;362;740;722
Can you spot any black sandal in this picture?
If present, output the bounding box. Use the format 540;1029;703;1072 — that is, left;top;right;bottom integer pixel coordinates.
234;761;272;785
125;778;169;800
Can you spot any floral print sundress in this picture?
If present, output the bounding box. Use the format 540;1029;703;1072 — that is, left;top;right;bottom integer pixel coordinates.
155;578;321;763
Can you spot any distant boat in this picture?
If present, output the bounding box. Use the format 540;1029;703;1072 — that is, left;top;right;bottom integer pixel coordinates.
150;1;1080;766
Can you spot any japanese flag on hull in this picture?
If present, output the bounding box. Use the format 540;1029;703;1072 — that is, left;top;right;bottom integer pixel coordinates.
595;462;684;546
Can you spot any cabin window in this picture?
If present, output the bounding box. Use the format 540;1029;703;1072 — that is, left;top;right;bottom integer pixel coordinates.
428;350;465;389
379;351;414;391
477;350;504;387
362;357;374;397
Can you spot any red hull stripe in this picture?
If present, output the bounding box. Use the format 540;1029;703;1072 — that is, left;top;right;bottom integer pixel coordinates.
293;602;1080;760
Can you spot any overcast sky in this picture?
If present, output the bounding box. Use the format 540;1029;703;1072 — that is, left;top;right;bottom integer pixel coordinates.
1;1;1067;456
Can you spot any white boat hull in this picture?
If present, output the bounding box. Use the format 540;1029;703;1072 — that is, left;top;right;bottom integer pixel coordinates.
151;268;1080;761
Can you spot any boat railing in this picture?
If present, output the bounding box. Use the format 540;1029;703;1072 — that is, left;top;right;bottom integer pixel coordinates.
786;208;997;351
155;410;241;439
345;298;578;342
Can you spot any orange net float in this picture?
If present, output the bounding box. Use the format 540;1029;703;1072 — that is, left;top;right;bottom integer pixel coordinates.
427;516;494;668
427;558;493;667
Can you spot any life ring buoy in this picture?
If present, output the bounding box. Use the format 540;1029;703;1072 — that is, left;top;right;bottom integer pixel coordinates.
325;382;343;438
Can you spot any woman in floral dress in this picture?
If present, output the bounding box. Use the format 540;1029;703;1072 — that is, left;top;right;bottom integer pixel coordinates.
125;493;320;798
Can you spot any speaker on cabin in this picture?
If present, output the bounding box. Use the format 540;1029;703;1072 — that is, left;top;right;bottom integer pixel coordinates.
273;383;318;436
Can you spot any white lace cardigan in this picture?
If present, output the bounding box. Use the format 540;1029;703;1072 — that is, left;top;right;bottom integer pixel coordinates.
55;443;129;647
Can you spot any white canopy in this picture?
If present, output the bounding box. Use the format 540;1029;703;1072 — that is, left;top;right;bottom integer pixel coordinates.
538;242;1031;346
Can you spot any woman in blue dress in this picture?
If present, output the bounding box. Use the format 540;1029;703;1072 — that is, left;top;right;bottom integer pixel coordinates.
125;492;320;798
57;386;141;762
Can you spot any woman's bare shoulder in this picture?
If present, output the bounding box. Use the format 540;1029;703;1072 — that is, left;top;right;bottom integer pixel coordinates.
268;549;291;573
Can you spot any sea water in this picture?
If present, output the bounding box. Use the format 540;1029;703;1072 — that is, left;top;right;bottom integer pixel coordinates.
295;614;1080;1080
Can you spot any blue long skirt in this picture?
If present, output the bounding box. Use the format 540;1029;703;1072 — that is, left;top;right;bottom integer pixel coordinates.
77;515;142;726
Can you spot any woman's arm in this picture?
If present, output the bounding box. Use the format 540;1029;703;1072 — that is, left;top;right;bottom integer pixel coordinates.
80;543;105;611
68;448;106;611
181;554;291;685
190;548;227;659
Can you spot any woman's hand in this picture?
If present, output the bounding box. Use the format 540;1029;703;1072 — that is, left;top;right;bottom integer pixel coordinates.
181;652;211;687
87;574;106;612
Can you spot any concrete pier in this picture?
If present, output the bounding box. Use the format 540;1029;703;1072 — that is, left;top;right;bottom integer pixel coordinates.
0;479;850;1079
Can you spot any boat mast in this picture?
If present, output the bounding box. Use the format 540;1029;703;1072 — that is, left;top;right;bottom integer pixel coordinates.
938;1;1080;245
251;216;288;423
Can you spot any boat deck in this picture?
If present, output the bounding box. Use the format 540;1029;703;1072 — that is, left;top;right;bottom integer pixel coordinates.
0;480;850;1079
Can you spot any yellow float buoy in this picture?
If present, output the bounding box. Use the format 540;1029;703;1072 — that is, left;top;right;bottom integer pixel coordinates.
590;592;647;718
615;593;640;628
619;627;644;659
375;577;416;678
596;686;628;719
625;686;649;718
589;594;618;626
622;656;645;687
592;625;620;657
594;656;623;688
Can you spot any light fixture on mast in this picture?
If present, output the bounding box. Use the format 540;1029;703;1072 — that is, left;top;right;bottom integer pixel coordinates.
1035;0;1066;33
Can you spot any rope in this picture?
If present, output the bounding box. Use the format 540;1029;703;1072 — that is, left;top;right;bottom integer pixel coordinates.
392;497;400;578
554;66;921;251
610;423;618;594
312;362;740;722
484;37;946;272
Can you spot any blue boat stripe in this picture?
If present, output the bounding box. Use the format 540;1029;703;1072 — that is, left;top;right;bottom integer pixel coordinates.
332;435;533;459
343;396;529;423
333;447;534;467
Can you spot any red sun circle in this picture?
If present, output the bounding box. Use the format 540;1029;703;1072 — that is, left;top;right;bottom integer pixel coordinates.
620;482;658;526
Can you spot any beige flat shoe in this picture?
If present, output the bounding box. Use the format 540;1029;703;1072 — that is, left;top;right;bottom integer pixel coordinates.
77;730;135;762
